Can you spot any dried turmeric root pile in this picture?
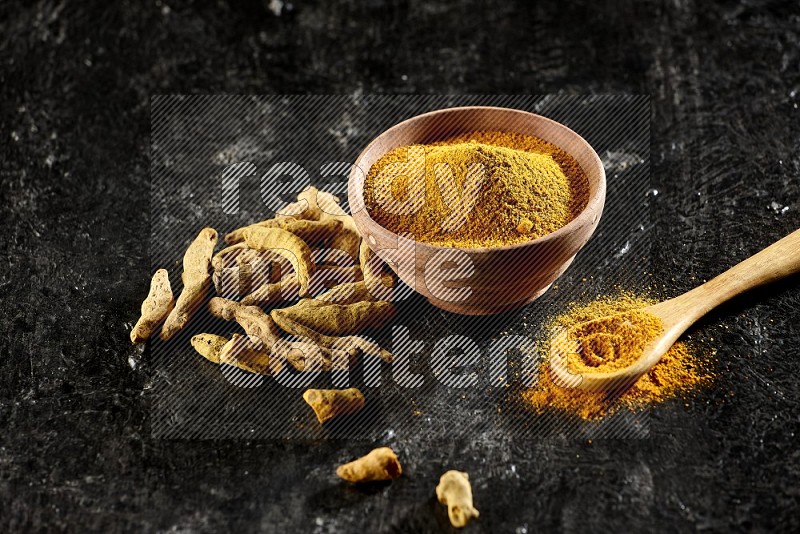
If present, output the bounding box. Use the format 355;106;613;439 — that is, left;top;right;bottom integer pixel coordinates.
206;186;397;372
130;187;398;425
131;186;396;354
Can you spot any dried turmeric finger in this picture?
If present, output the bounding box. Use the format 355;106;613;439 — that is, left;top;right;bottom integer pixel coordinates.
239;254;284;292
271;299;395;335
213;245;285;292
282;219;343;247
248;252;292;283
359;240;381;284
207;297;350;371
213;259;276;299
212;266;239;298
226;218;342;247
317;280;375;305
282;341;353;372
224;218;288;245
241;265;362;307
312;187;340;214
271;310;392;363
211;241;250;271
312;265;362;289
284;186;324;220
292;186;361;261
130;268;175;343
240;274;300;307
435;471;480;528
359;240;397;300
190;333;229;363
294;185;322;221
302;388;365;423
219;334;283;375
336;447;402;483
277;200;314;220
208;296;237;321
235;258;260;296
312;248;360;270
243;226;315;297
320;202;361;261
328;225;361;261
208;297;282;348
161;227;218;341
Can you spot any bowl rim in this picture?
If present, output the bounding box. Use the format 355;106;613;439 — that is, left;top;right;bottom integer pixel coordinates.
348;105;607;254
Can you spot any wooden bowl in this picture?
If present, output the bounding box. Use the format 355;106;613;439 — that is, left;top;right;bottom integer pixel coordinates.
347;106;606;315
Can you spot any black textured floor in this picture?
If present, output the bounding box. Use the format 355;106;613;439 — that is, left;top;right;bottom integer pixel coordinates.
1;0;799;532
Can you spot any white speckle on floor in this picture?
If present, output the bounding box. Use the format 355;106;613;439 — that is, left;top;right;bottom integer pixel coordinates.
602;150;644;171
769;201;789;214
269;0;284;16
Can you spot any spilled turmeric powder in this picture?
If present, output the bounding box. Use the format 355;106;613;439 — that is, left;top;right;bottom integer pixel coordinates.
364;131;589;248
523;294;712;420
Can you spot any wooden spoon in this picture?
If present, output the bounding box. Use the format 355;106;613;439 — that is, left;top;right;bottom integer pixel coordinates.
549;227;800;393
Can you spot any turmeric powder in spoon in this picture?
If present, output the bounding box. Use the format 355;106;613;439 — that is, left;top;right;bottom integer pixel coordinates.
562;309;664;374
523;294;712;420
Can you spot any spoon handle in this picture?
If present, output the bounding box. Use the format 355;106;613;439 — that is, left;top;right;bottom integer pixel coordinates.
686;227;800;315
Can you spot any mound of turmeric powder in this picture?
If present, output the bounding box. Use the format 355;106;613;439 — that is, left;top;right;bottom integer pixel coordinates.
364;131;589;248
523;294;712;420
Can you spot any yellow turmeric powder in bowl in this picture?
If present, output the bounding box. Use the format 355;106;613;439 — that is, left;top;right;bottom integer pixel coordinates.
363;131;590;248
523;294;712;420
